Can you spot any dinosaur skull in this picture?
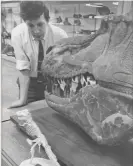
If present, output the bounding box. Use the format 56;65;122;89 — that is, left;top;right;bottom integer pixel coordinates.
42;12;133;146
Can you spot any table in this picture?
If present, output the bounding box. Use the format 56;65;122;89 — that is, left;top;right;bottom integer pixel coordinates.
7;106;133;166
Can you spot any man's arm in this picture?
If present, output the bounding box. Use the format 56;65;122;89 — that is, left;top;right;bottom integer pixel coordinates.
19;70;30;103
9;70;30;108
9;26;31;108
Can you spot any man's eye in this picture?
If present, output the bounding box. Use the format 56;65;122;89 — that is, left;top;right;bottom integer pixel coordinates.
37;23;44;27
28;24;34;28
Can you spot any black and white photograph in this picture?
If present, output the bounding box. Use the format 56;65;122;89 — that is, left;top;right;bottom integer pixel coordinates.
1;0;133;166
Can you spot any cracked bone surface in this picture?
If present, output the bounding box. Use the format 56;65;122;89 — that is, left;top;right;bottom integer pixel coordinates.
43;6;133;145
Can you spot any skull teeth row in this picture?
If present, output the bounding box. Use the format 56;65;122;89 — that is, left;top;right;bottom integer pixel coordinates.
46;73;96;98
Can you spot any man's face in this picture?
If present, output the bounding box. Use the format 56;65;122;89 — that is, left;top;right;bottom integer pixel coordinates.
26;14;48;39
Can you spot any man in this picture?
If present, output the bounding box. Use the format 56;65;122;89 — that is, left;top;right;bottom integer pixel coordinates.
9;1;68;108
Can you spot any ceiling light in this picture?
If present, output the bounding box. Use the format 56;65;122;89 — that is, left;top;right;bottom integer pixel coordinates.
113;2;119;5
86;4;103;8
95;16;104;19
94;3;103;5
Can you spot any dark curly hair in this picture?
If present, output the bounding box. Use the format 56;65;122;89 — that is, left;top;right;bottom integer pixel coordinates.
20;1;50;22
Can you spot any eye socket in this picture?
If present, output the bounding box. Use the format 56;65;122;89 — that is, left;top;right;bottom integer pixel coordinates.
27;22;45;28
28;23;34;28
37;22;44;27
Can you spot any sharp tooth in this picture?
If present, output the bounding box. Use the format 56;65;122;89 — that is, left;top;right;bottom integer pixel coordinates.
70;78;78;96
81;75;87;86
87;76;96;85
87;76;91;85
75;76;79;83
80;75;84;86
90;80;96;85
80;77;83;86
83;76;87;86
57;79;61;84
53;78;60;96
59;79;66;91
87;76;90;82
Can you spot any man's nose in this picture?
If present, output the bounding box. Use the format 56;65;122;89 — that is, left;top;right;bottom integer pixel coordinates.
33;26;40;33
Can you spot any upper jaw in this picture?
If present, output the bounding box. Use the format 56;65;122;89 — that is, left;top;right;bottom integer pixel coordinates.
42;32;103;78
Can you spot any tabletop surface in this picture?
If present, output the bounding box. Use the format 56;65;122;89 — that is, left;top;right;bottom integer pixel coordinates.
10;106;133;166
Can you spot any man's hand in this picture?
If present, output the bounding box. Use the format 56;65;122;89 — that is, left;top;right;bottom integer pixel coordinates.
8;100;27;109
